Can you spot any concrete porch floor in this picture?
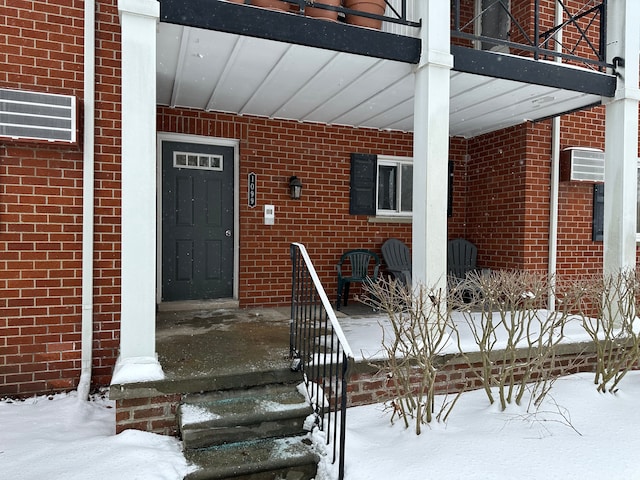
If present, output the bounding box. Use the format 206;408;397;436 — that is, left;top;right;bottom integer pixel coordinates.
113;302;599;437
111;301;379;436
155;302;378;388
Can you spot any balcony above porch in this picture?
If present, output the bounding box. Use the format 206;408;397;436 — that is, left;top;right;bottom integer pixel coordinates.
157;0;617;138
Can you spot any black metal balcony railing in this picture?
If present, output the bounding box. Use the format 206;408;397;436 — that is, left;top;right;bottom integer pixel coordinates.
232;0;420;27
281;0;420;29
452;0;611;71
290;242;355;480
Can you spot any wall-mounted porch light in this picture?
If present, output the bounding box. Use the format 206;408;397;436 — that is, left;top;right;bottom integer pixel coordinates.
289;176;303;200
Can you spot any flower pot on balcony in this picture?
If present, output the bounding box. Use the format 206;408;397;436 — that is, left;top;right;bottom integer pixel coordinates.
247;0;290;12
344;0;386;29
306;0;342;22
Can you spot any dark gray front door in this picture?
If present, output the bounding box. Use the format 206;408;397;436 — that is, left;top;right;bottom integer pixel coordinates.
162;141;234;301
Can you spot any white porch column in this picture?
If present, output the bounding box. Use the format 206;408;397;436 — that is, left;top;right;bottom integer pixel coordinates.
114;0;162;380
603;0;640;275
411;2;453;294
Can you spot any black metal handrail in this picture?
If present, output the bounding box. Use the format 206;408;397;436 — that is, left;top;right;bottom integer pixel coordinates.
452;0;611;70
290;242;355;480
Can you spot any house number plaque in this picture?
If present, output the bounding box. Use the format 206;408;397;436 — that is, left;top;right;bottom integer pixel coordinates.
248;172;257;208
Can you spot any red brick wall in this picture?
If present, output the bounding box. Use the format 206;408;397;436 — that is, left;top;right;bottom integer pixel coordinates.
556;106;606;277
524;121;552;271
158;108;471;307
92;0;122;388
559;0;604;67
511;0;535;51
114;346;601;436
0;0;634;399
448;138;468;239
492;0;603;65
116;394;181;436
466;124;528;270
464;104;639;280
159;108;457;306
0;0;121;396
347;347;600;408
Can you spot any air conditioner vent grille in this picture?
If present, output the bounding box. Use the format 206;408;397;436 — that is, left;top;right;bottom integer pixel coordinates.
0;88;76;143
560;148;604;182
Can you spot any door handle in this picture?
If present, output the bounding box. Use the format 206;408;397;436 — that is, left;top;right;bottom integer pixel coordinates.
225;230;232;237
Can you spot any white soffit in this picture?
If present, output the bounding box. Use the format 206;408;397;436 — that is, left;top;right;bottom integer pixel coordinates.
157;25;603;138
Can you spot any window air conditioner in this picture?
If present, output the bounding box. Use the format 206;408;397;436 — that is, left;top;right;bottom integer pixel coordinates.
560;147;604;182
0;88;77;144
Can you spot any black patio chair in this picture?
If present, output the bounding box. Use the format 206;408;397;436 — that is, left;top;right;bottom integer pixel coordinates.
381;238;411;287
447;238;480;303
336;249;381;310
447;238;478;281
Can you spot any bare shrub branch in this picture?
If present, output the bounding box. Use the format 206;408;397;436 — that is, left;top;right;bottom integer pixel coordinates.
363;278;457;434
452;270;570;411
562;269;640;393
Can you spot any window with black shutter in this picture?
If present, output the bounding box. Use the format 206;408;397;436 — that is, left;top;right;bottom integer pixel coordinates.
349;153;454;218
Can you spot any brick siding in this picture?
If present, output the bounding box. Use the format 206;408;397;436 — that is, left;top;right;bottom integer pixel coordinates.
115;393;182;436
1;0;638;398
113;347;602;436
0;0;121;396
159;108;437;307
346;346;600;408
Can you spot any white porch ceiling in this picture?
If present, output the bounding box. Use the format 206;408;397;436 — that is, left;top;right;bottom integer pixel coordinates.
157;24;603;139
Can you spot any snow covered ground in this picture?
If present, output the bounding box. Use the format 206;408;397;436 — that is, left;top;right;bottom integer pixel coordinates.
316;371;640;480
3;372;640;480
2;310;638;480
0;391;194;480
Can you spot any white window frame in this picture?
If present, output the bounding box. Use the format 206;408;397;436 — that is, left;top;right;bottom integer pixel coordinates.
376;155;413;217
173;151;224;171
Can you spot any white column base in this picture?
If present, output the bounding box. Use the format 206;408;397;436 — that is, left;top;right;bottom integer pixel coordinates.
111;355;164;385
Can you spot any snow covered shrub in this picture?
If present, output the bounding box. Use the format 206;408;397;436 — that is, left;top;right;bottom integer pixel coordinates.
563;269;640;393
364;278;458;434
453;270;570;411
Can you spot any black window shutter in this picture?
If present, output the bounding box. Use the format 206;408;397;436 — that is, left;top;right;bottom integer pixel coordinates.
448;160;454;218
349;153;377;215
592;183;604;241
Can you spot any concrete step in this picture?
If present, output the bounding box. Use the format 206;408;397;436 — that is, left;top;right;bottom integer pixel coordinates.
179;384;313;450
184;436;318;480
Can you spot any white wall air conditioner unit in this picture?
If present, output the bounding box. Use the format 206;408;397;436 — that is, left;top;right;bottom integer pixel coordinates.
0;88;77;144
560;147;604;182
